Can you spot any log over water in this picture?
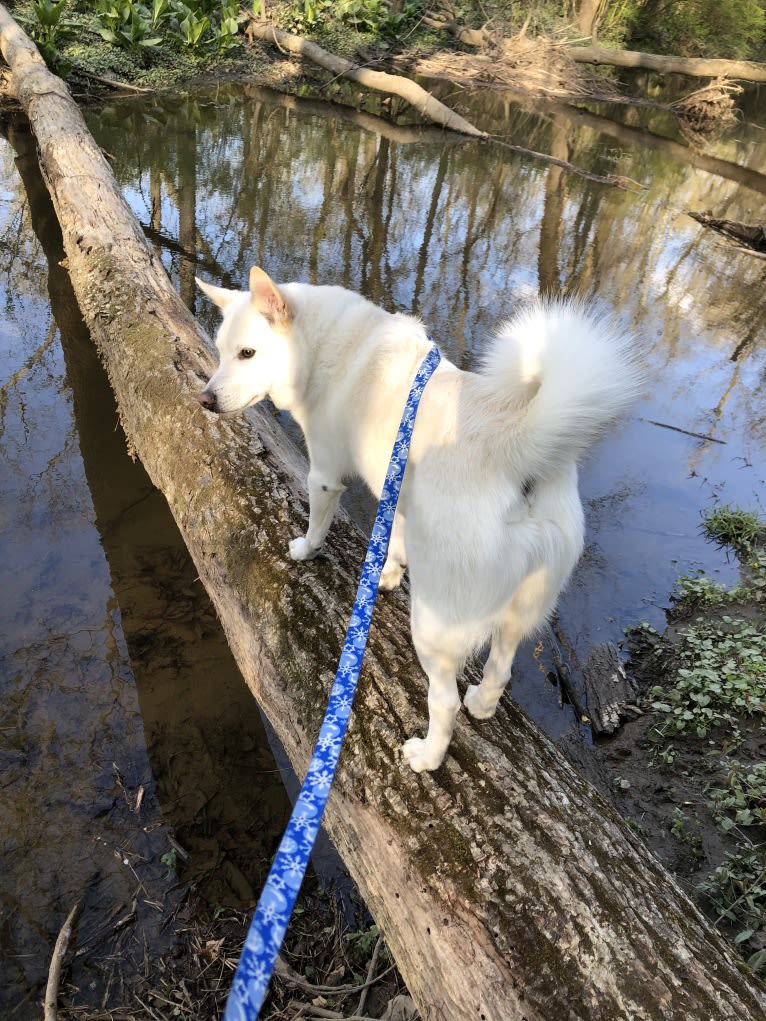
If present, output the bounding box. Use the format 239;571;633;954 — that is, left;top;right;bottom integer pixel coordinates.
1;7;764;1019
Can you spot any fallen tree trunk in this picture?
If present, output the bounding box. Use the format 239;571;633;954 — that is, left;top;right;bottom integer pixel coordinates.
570;43;766;82
245;19;487;138
1;8;765;1020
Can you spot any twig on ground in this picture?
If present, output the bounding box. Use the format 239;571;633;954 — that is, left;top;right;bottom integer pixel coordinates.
274;954;397;997
356;933;383;1017
44;900;84;1021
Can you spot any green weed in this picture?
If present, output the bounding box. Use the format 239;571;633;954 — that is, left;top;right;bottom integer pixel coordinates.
703;505;763;557
698;848;766;974
647;616;766;741
708;759;766;831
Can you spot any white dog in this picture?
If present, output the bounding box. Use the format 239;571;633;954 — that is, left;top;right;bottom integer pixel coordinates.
197;268;641;772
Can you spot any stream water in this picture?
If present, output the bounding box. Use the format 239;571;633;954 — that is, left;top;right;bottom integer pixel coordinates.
1;79;765;1014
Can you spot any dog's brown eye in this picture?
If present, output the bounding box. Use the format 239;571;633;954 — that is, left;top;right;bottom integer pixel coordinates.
239;348;255;360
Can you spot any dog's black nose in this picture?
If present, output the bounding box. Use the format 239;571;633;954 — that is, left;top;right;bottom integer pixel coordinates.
198;390;217;412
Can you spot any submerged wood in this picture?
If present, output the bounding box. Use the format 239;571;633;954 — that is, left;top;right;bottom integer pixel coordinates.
688;211;766;253
44;901;83;1021
582;643;640;736
1;7;765;1019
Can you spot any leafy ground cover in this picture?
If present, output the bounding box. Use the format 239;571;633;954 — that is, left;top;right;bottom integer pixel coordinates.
599;506;766;977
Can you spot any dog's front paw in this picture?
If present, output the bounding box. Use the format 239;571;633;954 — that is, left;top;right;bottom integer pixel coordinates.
401;737;444;773
289;536;319;561
379;559;405;591
464;684;497;720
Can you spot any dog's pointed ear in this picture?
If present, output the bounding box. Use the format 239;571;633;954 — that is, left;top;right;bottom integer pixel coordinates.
196;276;239;309
249;266;290;326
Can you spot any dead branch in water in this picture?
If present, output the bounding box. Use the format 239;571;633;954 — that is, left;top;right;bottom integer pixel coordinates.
417;11;746;135
44;900;84;1021
393;41;741;138
688;211;766;254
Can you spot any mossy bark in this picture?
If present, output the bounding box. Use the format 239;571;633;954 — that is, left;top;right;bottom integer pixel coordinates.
1;6;765;1019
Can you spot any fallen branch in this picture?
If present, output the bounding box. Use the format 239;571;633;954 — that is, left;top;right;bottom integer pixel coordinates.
688;211;766;253
494;137;645;190
44;900;83;1021
73;69;154;94
392;49;739;135
422;4;495;49
569;43;766;83
273;954;397;997
245;19;487;138
640;418;727;444
418;7;760;92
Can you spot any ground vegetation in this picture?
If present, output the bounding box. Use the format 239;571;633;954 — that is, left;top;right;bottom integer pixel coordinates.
601;506;766;980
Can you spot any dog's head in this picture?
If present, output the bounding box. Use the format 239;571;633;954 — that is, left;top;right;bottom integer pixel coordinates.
197;267;293;415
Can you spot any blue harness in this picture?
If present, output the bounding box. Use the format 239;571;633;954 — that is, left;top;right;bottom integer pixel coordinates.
224;344;441;1020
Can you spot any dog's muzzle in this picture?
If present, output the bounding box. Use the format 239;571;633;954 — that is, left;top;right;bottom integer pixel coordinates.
198;389;218;412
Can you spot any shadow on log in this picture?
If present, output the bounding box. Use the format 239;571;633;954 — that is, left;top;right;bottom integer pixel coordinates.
1;6;764;1019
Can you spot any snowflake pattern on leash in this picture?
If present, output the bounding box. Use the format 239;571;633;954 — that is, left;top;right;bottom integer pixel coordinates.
223;344;441;1021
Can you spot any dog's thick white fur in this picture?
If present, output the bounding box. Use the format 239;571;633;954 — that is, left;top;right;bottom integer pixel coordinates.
197;267;641;772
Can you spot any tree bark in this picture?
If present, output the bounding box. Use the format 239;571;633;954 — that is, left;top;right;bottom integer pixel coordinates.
1;7;765;1020
570;43;766;82
245;19;487;137
573;0;604;39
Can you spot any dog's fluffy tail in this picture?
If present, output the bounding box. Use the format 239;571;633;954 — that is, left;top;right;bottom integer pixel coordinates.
478;299;643;481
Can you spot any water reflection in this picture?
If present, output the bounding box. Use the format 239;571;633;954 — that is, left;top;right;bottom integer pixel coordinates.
86;81;766;664
2;76;765;1012
0;122;289;1014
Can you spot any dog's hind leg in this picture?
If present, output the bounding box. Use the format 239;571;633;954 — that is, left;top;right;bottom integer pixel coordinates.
402;603;462;772
380;511;406;591
289;469;345;561
463;621;523;720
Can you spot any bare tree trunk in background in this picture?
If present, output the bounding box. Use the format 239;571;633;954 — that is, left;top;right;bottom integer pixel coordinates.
1;7;765;1020
574;0;604;38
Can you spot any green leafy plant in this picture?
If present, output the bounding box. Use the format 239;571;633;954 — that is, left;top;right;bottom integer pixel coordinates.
287;0;422;41
20;0;78;71
160;847;178;869
345;923;389;969
670;808;704;860
31;0;68;43
647;616;766;741
149;0;174;30
673;572;730;609
709;759;766;831
339;0;422;40
699;848;766;974
96;0;163;51
173;2;212;48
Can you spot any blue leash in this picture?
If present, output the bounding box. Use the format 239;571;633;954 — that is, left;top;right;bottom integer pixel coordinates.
223;344;441;1021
